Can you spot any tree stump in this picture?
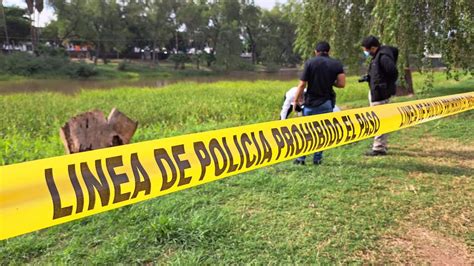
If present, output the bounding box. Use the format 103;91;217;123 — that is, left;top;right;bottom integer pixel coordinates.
396;68;415;96
60;108;138;154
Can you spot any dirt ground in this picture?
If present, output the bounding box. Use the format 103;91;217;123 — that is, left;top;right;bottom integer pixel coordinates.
362;135;473;264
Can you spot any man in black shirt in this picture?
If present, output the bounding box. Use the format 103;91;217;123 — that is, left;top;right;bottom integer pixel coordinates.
292;41;346;165
361;36;398;156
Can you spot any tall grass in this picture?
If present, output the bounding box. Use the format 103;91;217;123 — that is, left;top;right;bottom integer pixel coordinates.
2;73;472;164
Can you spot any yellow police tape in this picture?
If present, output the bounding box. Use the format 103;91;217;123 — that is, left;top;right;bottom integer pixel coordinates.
1;92;473;240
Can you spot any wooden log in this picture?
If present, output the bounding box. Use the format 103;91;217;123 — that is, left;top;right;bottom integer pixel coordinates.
60;108;137;154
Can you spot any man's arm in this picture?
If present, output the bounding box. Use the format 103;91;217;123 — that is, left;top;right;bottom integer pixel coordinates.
334;73;346;88
292;80;306;111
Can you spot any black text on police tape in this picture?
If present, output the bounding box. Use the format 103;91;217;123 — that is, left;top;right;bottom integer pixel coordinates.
44;112;380;219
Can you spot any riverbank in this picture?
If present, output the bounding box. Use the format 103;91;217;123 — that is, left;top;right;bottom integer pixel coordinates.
0;59;302;94
0;69;300;95
0;60;216;82
0;55;297;82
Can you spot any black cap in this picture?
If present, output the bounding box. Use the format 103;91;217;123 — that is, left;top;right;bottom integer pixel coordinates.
315;41;330;53
361;35;380;49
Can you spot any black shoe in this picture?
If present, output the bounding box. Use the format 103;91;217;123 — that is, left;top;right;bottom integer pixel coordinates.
365;150;387;156
293;159;305;165
313;160;322;165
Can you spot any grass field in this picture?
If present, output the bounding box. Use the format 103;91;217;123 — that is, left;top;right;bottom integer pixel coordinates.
0;73;473;263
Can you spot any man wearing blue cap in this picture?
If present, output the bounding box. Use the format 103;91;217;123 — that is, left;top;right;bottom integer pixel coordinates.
292;41;346;165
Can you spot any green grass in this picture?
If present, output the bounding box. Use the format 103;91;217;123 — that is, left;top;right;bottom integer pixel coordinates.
0;73;473;263
93;61;215;80
0;74;27;82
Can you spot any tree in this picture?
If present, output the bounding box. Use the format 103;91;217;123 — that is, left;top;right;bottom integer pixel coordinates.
255;3;300;66
121;0;150;57
205;1;222;59
426;0;473;78
25;0;44;50
369;0;472;91
175;1;209;69
84;0;126;64
50;0;127;64
241;2;261;64
144;0;175;64
213;0;243;70
0;6;30;44
2;1;313;69
49;0;87;42
295;0;372;70
176;0;209;52
296;0;472;90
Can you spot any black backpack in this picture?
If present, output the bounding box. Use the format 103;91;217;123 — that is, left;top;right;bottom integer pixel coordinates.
384;46;399;82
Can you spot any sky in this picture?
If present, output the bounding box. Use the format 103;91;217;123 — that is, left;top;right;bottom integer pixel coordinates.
3;0;287;27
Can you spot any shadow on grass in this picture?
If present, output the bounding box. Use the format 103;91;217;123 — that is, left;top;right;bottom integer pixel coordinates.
390;148;474;161
355;158;472;177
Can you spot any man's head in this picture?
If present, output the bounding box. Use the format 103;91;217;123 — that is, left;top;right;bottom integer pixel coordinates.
315;41;330;56
361;35;380;56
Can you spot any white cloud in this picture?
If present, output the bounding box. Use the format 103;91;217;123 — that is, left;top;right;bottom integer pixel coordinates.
255;0;286;10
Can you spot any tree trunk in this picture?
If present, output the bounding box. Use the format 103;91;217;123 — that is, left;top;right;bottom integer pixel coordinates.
94;40;100;65
207;51;213;67
29;16;37;52
101;44;108;64
396;68;415;96
26;0;37;52
403;51;414;95
396;50;415;96
404;68;414;95
152;40;156;63
175;31;179;52
246;26;256;64
251;43;256;65
0;3;9;48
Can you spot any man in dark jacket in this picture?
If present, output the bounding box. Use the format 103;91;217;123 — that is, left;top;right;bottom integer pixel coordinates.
361;36;398;156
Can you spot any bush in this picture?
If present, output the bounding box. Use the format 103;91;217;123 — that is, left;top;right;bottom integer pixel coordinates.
0;53;41;76
236;60;256;71
168;53;190;69
38;55;71;73
117;60;129;71
0;52;97;78
36;44;68;57
212;59;256;72
264;63;280;73
66;61;98;78
203;53;216;67
0;52;69;76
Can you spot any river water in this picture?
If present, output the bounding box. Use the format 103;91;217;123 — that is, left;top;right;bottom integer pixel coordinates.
0;70;300;95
